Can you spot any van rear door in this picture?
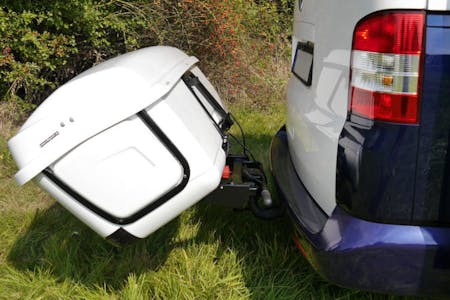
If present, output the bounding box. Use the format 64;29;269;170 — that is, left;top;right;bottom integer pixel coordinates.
413;12;450;224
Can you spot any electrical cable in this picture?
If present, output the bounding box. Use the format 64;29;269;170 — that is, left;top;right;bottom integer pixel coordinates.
229;113;252;157
228;132;256;161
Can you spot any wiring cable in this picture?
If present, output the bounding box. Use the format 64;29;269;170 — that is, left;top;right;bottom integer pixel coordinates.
228;113;258;161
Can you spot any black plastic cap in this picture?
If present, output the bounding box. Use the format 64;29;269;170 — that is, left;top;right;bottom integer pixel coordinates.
107;228;141;246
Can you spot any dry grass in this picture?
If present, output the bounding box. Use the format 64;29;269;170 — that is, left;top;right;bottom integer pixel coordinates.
0;101;21;140
205;36;291;110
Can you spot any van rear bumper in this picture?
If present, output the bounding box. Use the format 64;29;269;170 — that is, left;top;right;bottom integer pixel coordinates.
270;126;450;296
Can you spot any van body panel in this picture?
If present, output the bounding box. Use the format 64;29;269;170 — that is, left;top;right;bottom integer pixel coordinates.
428;0;450;10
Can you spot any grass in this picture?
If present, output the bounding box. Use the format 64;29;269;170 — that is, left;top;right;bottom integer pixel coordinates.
0;100;423;299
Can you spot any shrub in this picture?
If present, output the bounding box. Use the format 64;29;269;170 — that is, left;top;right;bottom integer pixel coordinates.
0;0;294;121
0;0;146;116
142;0;294;107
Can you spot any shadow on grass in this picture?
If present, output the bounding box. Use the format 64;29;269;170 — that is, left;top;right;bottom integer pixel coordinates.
7;203;182;290
7;201;324;298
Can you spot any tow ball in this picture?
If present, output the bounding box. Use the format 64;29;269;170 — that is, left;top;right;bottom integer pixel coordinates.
205;153;285;220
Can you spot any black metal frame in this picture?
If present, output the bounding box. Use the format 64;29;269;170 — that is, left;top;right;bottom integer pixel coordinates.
42;110;190;225
182;72;233;133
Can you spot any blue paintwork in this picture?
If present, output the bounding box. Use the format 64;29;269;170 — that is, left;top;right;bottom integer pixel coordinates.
336;116;419;224
428;14;450;27
292;205;450;296
413;15;450;224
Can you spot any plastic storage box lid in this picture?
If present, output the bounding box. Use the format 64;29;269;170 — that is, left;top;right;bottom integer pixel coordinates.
8;47;198;185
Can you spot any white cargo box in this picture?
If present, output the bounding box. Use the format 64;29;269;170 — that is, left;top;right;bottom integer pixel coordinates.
8;47;229;243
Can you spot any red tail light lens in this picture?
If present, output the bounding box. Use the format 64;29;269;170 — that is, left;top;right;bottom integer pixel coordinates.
353;12;424;54
350;88;419;123
350;11;425;124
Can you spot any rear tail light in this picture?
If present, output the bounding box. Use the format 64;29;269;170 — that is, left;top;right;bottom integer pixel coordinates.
350;11;425;124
